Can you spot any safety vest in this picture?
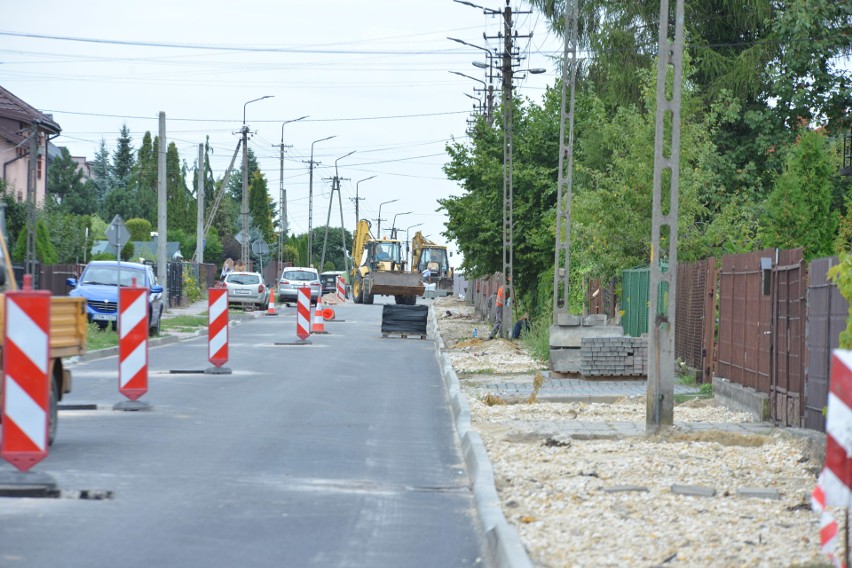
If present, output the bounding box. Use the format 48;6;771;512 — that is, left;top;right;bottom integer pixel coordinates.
496;286;505;307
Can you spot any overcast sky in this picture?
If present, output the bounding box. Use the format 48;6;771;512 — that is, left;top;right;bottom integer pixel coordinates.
1;0;562;263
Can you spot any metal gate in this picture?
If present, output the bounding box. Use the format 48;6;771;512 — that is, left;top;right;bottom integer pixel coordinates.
675;258;717;382
771;249;806;427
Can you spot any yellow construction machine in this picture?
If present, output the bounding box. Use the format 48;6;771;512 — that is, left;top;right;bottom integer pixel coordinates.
411;231;453;297
350;219;424;305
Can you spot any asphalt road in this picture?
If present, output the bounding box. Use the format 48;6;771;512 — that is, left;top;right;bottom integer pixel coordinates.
0;300;485;567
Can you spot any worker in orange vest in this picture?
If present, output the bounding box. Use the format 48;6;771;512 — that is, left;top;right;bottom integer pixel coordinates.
489;277;508;340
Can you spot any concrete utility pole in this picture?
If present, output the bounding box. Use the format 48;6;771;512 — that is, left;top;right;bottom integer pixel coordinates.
157;112;168;300
552;0;579;322
276;115;308;267
25;122;39;278
647;0;685;432
195;143;204;263
241;96;274;267
306;135;335;268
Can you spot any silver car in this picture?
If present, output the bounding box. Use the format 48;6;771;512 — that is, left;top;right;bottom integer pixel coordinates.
277;267;321;305
223;271;269;308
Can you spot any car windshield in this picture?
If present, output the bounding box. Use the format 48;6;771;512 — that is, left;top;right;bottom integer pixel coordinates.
82;266;147;287
227;274;260;285
283;271;316;282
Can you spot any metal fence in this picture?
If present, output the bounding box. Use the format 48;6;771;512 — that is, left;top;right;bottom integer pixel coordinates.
674;259;717;382
586;278;617;319
805;257;848;431
771;249;806;426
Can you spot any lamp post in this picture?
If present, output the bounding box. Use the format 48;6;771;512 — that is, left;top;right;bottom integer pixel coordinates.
448;36;497;123
241;95;274;266
320;150;356;272
307;135;336;267
376;199;398;237
277;115;308;267
405;222;423;267
391;211;412;239
355;175;376;228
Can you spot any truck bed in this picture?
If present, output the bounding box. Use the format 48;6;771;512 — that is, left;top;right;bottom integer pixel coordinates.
0;296;88;358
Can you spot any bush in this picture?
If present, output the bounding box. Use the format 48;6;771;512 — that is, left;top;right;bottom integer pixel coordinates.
182;270;204;303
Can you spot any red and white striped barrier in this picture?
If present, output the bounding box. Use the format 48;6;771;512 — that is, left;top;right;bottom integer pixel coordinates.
336;275;346;303
296;288;311;341
208;288;229;367
811;349;852;568
1;283;51;472
118;286;149;401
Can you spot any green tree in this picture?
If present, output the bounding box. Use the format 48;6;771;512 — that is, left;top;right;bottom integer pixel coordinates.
47;147;86;208
761;129;838;259
308;226;353;271
130;131;158;222
12;218;58;264
42;204;89;263
248;170;275;243
125;218;153;242
90;139;113;205
166;142;195;233
112;124;135;192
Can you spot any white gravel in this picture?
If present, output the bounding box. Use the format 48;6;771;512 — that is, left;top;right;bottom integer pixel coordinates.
433;296;831;568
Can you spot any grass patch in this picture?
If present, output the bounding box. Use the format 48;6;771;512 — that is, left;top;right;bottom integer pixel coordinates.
161;315;207;331
86;323;119;350
522;316;551;363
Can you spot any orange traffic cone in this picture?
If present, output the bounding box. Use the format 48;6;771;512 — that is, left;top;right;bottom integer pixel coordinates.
266;288;277;316
322;307;335;321
311;297;328;334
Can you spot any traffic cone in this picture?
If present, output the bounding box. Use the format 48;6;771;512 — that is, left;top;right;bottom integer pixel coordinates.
266;288;277;316
311;297;328;334
322;307;335;321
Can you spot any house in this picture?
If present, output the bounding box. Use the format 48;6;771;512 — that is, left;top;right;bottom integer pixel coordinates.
0;85;61;204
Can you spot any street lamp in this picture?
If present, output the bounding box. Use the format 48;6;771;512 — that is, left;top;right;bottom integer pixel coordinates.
391;211;412;239
278;115;308;267
355;175;376;228
320;150;356;271
376;199;398;237
241;95;274;266
405;222;423;267
307;135;336;267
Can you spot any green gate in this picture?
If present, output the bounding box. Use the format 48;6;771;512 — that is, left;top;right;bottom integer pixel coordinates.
622;264;669;337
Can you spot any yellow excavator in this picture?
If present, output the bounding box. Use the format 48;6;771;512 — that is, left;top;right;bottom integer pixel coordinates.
351;219;424;305
411;231;453;297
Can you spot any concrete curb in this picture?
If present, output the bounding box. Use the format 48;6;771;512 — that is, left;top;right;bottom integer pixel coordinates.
429;308;532;568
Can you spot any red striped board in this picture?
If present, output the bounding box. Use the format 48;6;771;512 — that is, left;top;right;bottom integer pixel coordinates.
208;288;229;367
119;287;149;401
822;350;852;507
297;288;311;340
1;290;51;471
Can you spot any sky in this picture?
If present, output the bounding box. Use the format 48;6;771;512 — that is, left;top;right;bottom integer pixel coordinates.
1;0;563;266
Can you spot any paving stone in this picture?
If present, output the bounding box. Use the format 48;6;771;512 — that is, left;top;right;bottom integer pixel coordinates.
671;484;716;497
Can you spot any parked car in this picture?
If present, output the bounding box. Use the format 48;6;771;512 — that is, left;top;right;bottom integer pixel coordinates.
278;267;321;305
320;270;347;296
67;260;165;335
222;271;269;309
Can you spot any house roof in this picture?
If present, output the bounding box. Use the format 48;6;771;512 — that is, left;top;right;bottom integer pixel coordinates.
0;85;61;136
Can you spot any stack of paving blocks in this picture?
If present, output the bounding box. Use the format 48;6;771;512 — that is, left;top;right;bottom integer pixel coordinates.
580;336;648;377
549;314;624;374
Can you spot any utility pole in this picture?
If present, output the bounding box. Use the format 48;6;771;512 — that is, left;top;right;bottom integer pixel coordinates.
276;116;308;268
553;0;579;322
25;122;39;279
647;0;685;432
157;112;168;300
195;143;204;263
306;135;335;268
240;123;249;267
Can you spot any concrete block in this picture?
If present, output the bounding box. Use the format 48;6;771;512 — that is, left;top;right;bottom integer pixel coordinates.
583;314;608;326
671;484;716;497
557;313;581;326
712;377;770;422
603;485;649;493
550;325;623;348
550;347;582;373
736;487;780;500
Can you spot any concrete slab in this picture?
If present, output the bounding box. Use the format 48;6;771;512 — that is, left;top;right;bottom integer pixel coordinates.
671;484;716;497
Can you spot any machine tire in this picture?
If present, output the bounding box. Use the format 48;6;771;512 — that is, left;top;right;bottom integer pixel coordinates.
354;277;364;304
406;295;417;305
48;371;59;446
364;291;374;305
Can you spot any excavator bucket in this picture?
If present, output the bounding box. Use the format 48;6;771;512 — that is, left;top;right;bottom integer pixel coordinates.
369;271;425;297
